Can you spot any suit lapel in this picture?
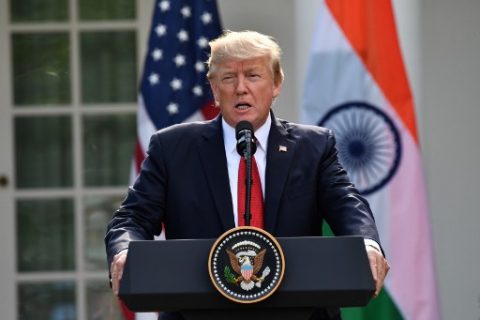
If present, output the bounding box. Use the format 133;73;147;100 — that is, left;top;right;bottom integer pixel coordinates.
264;114;296;233
197;117;235;231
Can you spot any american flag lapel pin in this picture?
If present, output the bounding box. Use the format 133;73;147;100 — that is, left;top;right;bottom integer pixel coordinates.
278;145;288;152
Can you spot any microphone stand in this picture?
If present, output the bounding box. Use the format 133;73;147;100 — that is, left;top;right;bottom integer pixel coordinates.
243;130;253;226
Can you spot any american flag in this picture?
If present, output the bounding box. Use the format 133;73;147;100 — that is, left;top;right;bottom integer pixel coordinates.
133;0;222;176
123;1;222;319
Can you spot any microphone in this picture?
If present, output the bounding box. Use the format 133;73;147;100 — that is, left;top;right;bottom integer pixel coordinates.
235;121;257;157
235;121;257;226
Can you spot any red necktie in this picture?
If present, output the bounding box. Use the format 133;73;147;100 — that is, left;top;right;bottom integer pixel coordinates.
237;156;264;228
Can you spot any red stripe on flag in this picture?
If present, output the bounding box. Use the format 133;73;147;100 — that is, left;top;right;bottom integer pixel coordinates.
326;0;419;142
200;102;219;120
135;139;146;173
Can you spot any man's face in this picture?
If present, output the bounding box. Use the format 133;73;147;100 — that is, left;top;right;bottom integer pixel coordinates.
209;56;282;130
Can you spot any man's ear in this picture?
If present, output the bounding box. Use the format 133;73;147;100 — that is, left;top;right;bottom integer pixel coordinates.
273;81;283;99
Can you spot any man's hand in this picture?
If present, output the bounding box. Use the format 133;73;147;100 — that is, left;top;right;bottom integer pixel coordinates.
110;250;128;296
366;246;390;297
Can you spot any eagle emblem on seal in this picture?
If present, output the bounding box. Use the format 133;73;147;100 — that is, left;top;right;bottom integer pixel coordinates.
208;226;285;303
226;240;271;291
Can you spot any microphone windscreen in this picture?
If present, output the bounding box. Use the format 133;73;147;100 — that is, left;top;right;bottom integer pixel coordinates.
235;121;254;139
235;121;257;156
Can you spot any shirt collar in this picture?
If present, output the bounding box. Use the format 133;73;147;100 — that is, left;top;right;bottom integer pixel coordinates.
222;115;271;154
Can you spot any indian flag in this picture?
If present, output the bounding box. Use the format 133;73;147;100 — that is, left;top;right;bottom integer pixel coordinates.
301;1;441;319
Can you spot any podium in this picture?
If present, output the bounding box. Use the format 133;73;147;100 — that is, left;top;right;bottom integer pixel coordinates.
119;236;374;320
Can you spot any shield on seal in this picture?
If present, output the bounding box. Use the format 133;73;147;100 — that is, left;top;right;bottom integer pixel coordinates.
241;263;253;281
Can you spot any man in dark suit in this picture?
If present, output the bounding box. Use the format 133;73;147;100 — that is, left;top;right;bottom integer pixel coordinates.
105;30;389;319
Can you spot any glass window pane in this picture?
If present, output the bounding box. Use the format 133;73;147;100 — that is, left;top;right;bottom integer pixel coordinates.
17;198;75;272
80;31;137;103
18;281;76;319
10;0;68;22
86;280;122;319
84;195;123;271
12;33;71;106
79;0;135;21
15;116;73;188
83;114;135;186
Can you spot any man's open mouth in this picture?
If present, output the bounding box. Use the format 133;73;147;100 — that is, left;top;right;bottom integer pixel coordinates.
236;103;252;110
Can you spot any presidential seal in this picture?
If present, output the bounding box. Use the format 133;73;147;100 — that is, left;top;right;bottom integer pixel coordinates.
208;226;285;304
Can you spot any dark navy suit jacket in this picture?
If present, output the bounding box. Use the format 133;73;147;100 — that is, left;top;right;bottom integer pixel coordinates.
105;113;380;319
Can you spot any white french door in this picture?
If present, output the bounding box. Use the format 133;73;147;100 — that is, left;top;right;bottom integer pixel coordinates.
0;0;153;318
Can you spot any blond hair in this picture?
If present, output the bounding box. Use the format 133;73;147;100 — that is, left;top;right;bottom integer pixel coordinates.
207;30;284;85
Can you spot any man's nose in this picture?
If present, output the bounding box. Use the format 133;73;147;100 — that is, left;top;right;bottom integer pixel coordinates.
236;76;247;94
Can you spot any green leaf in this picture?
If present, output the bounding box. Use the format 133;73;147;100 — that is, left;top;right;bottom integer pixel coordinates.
224;266;236;284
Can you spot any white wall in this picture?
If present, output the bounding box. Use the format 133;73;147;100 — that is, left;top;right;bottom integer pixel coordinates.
422;0;480;319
